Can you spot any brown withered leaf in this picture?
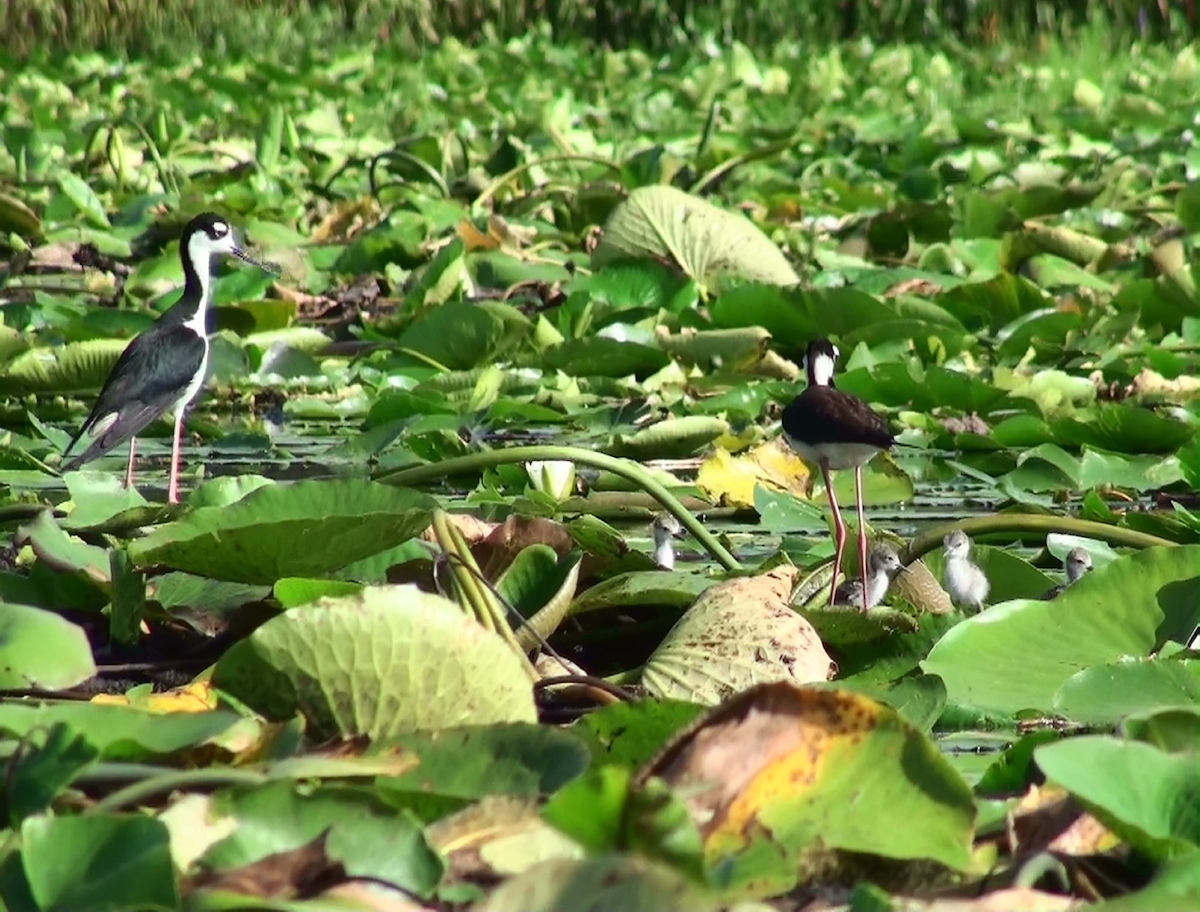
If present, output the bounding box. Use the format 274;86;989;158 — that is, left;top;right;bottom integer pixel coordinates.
1006;784;1120;858
474;515;577;579
185;829;343;899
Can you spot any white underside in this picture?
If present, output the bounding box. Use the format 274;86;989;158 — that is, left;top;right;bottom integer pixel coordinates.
653;538;675;570
175;305;212;424
785;436;882;471
944;556;990;609
836;567;891;608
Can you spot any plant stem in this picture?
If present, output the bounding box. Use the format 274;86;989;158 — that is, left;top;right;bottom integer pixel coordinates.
375;446;742;571
87;767;267;814
904;515;1178;562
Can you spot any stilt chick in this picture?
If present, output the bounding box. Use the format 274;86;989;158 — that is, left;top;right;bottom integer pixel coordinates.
942;530;990;612
833;543;904;610
1039;547;1093;600
651;514;684;570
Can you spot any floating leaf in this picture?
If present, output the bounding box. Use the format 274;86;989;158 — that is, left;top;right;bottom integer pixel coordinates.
1035;736;1199;860
610;415;730;460
0;339;130;395
55;173;111;228
129;480;436;584
1054;659;1199;726
640;682;976;893
212;585;537;739
0;703;237;760
923;547;1200;714
642;566;834;704
0;603;95;691
478;854;712;912
20;814;177;912
194;780;444;897
593;185;799;292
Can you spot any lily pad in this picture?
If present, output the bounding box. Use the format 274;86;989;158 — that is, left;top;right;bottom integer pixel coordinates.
1035;736;1199;860
128;480;436;584
922;546;1200;714
593;185;800;292
642;567;834;704
0;604;96;690
212;585;537;738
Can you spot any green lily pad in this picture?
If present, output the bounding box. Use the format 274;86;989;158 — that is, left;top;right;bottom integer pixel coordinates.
195;780;443;897
1035;736;1199;860
1052;405;1197;455
922;546;1200;714
593;184;799;292
0;603;96;690
1054;659;1199;725
20;814;177;912
212;585;537;739
0;703;237;760
128;480;436;584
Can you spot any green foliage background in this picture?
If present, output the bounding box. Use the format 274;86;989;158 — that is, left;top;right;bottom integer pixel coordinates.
3;0;1197;59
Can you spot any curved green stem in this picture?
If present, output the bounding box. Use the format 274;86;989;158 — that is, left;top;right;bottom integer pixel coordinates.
473;154;624;212
88;767;266;814
374;445;741;572
904;515;1178;563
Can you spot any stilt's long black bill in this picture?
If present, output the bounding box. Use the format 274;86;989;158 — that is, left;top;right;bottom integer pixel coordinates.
233;245;282;276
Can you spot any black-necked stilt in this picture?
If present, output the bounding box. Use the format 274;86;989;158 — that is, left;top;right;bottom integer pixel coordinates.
651;514;684;570
832;542;903;610
1039;547;1093;600
61;212;274;504
942;530;990;611
782;338;895;611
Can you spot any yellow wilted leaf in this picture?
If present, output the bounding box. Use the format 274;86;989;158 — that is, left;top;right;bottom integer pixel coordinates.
697;440;810;507
91;678;217;714
458;218;499;251
639;682;975;893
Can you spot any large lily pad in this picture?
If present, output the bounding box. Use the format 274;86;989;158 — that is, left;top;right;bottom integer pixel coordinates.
212;585;537;738
1035;736;1199;860
0;603;96;690
642;566;834;704
592;185;800;292
922;546;1200;714
640;682;976;893
128;480;436;584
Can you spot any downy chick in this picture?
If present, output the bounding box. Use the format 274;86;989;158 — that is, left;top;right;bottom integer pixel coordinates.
833;543;904;610
651;514;684;570
942;530;990;612
1039;547;1093;600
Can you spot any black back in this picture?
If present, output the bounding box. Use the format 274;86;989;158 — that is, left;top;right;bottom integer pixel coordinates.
782;337;895;448
60;213;228;467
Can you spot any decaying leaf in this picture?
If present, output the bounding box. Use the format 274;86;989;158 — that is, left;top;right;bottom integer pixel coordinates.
185;829;343;899
697;441;811;507
427;795;584;883
91;679;217;713
1006;784;1121;858
639;681;976;887
641;566;835;704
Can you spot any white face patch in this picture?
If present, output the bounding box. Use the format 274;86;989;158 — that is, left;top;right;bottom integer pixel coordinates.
810;352;836;387
186;224;239;269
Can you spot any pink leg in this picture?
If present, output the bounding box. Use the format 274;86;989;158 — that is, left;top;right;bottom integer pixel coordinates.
855;465;869;612
125;437;138;490
822;459;846;607
167;415;184;505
